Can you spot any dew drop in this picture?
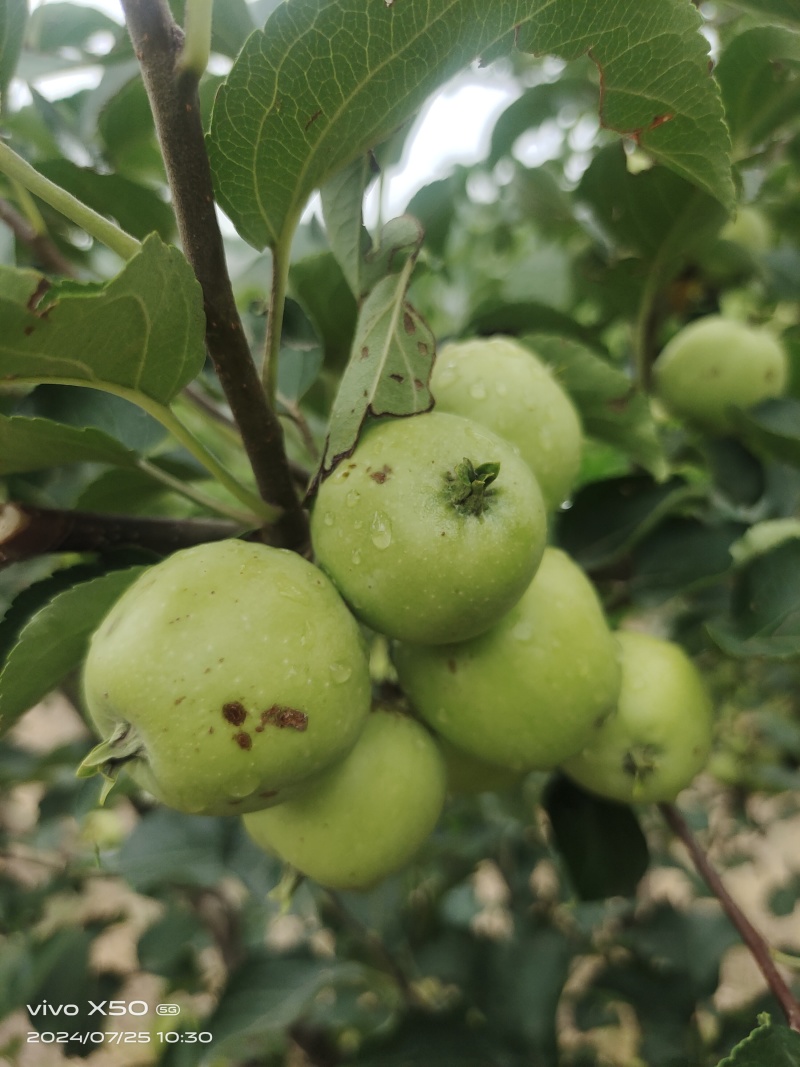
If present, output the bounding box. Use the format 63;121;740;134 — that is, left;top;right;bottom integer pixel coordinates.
351;549;362;565
370;512;392;550
469;380;487;400
511;621;533;642
322;511;335;527
329;662;352;684
495;381;508;396
437;369;456;388
346;490;361;508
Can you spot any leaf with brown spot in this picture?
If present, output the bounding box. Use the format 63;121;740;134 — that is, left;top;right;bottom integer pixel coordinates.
313;265;435;485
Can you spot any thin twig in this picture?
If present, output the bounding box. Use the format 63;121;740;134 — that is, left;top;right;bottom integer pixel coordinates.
119;0;307;548
0;196;77;276
0;502;240;565
660;802;800;1033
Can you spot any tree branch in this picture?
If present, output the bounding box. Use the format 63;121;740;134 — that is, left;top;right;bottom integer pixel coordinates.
119;0;307;548
660;802;800;1033
0;502;239;565
0;196;77;276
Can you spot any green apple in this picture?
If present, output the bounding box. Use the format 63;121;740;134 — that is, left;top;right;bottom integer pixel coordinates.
243;707;447;890
311;411;547;644
438;736;524;795
721;206;771;253
431;336;583;511
80;540;371;815
653;316;788;434
393;547;621;771
562;630;714;803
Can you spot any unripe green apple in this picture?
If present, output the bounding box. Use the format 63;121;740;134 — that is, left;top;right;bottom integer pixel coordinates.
81;540;371;815
721;206;771;253
243;708;447;890
311;411;547;644
431;336;583;510
562;630;714;803
653;316;788;434
438;736;524;795
393;547;621;771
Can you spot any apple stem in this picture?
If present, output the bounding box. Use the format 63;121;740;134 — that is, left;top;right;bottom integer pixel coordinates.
659;802;800;1033
444;458;500;517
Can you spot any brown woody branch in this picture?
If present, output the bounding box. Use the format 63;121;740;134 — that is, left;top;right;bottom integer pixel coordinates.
0;502;238;565
0;197;77;277
119;0;307;549
660;802;800;1033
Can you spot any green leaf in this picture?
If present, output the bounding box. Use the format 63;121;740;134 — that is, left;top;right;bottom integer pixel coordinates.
117;809;231;889
715;27;800;153
36;159;177;241
322;158;425;300
558;475;701;571
289;251;359;371
716;1015;800;1066
208;0;733;252
315;270;435;481
0;234;205;406
708;540;800;660
631;518;743;597
578;143;729;267
732;399;800;471
523;333;667;478
0;566;147;736
544;775;650;900
207;953;365;1054
0;0;27;100
320;154;373;297
726;2;800;29
0;415;139;474
26;2;120;54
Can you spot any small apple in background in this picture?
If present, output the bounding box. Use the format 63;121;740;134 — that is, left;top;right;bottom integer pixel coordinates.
80;539;372;815
393;547;621;772
653;315;788;434
311;411;547;645
562;630;714;804
243;707;447;890
431;335;583;511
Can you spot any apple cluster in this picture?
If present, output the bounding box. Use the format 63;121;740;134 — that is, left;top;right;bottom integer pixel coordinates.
80;335;724;891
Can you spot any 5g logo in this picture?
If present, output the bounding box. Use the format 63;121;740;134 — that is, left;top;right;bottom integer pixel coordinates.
157;1005;181;1016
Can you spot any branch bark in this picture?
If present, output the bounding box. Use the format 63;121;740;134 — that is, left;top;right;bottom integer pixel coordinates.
660;802;800;1033
0;502;239;565
0;196;77;277
119;0;307;549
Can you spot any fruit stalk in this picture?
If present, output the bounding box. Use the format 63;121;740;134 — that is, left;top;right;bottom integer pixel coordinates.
119;0;307;547
660;802;800;1033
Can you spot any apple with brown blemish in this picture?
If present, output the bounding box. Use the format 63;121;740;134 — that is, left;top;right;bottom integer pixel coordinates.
79;539;371;815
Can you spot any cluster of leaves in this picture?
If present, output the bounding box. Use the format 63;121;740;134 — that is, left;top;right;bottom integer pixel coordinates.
1;0;800;1064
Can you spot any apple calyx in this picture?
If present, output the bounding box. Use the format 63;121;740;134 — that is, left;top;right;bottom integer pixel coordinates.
444;458;500;517
622;743;661;796
77;721;145;801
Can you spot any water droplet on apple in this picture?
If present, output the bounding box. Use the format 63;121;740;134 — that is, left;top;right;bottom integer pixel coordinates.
351;549;362;565
346;490;361;508
370;512;392;549
469;380;487;400
322;511;335;526
329;662;352;684
511;621;533;642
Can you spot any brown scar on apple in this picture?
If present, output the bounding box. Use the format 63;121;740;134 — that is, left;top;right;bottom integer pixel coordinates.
370;465;392;484
254;705;309;732
234;731;252;750
222;701;247;725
